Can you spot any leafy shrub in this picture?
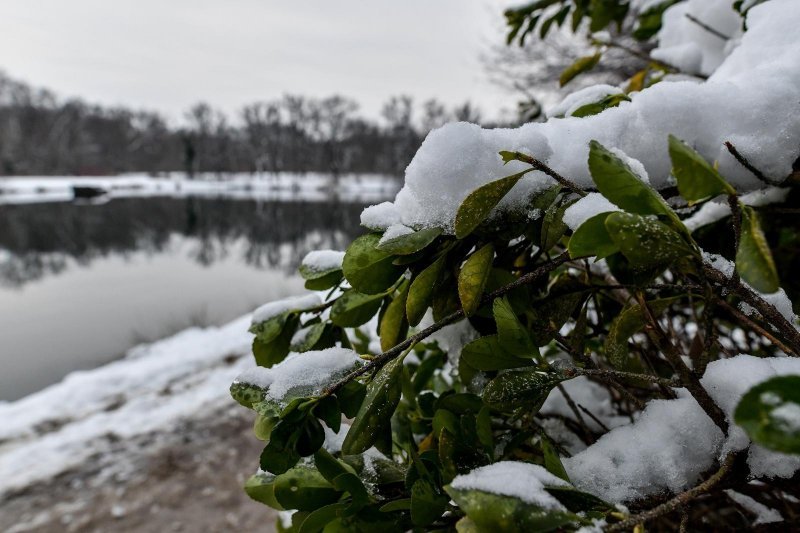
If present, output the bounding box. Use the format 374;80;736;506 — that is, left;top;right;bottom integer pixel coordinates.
232;1;800;530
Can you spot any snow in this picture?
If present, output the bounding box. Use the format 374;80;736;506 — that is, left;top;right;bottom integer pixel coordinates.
360;201;402;230
0;172;399;206
541;376;630;432
772;402;800;433
725;490;783;524
450;462;570;510
684;187;789;231
0;315;256;496
562;193;620;231
652;0;742;76
301;250;345;274
233;347;363;402
251;294;321;325
378;223;414;245
564;355;800;503
364;0;800;234
547;85;624;118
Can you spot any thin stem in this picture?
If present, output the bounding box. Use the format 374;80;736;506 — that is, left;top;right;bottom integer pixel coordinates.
685;13;730;41
607;453;738;531
724;141;779;186
506;151;588;197
636;293;729;433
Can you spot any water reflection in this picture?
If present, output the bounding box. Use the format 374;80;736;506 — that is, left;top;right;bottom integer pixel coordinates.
0;196;374;400
0;196;367;287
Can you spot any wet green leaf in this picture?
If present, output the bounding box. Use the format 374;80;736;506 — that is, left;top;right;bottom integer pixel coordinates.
455;171;531;239
483;369;564;411
458;244;495;316
494;296;538;358
568;211;618;259
668;134;735;204
274;465;340;511
559;53;601;87
342;356;404;455
376;227;442;255
331;290;385;328
380;284;409;351
605;212;693;268
407;255;446;326
736;205;780;294
735;375;800;454
461;335;534;371
343;233;404;294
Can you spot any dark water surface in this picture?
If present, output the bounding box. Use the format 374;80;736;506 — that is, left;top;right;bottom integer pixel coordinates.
0;196;370;400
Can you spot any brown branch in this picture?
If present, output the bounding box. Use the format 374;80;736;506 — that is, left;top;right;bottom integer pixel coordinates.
703;265;800;355
606;453;739;531
685;13;730;41
715;298;798;356
636;293;729;433
322;252;576;396
506;151;588;197
724;141;780;186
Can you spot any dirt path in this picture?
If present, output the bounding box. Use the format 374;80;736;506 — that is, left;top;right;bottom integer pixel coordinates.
0;406;278;532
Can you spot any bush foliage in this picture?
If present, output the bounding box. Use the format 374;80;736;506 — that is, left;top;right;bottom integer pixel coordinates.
231;1;800;531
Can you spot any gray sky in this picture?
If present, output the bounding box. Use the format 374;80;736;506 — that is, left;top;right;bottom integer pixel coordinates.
0;0;514;123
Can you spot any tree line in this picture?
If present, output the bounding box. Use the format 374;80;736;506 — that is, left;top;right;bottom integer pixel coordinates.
0;72;488;178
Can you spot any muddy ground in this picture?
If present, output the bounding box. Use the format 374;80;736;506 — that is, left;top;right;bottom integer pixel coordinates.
0;406;278;532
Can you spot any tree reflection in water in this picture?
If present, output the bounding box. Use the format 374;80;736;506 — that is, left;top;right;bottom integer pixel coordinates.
0;196;368;287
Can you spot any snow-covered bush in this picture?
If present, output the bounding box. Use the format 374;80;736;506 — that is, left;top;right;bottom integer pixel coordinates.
232;1;800;530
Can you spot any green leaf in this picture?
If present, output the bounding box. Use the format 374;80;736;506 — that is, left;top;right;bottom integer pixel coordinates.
230;380;267;409
540;435;570;482
605;297;680;368
540;197;577;252
458;244;495;316
407;255;446;326
380;498;412;512
298;503;347;533
380;284;409;351
445;487;579;532
305;270;343;291
342;233;404;294
313;448;355;484
462;335;534;371
568;211;618;259
244;472;283;510
483;369;564;411
336;381;367;418
291;322;328;352
252;321;296;368
734;375;800;454
455;171;530;239
494;297;538;358
274;465;341;511
331;290;385;328
570;92;630;118
411;479;449;526
559;53;601;87
605;212;693;269
313;396;342;432
249;312;290;345
376;227;442;255
342;356;404;455
736;205;780;294
588;140;674;219
299;259;342;282
668;134;735;204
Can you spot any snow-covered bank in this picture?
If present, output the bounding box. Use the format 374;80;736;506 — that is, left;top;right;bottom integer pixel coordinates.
0;172;398;205
0;313;261;497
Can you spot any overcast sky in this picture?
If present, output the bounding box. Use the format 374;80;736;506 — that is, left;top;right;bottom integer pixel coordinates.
0;0;515;123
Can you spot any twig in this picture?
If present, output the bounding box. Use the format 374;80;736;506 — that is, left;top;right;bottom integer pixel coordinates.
703;265;800;355
724;141;780;186
636;293;729;433
322;252;576;395
727;194;742;286
578;403;610;433
572;367;679;388
685;13;730;41
715;298;798;356
601;40;707;80
606;453;738;531
505;151;588;197
556;383;594;442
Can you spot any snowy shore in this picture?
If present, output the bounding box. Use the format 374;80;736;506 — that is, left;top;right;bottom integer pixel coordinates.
0;313;260;498
0;172;398;205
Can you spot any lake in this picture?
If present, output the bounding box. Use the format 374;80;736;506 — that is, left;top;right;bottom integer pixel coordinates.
0;188;386;401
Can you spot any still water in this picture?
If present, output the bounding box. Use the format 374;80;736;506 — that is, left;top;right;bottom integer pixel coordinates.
0;195;372;400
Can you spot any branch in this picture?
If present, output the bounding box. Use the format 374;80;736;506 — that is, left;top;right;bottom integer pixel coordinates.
636;293;729;433
684;13;730;41
506;151;588;197
724;141;780;186
703;265;800;355
322;252;576;395
607;452;739;531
